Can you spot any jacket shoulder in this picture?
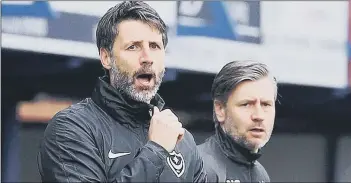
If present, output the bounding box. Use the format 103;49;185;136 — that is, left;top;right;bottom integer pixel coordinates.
197;135;217;157
50;98;108;126
255;161;270;181
53;98;99;118
44;98;105;138
38;99;109;182
197;135;225;181
183;129;197;146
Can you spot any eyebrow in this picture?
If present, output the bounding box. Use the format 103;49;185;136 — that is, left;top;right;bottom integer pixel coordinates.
238;99;257;103
124;40;162;46
261;100;274;104
238;99;273;104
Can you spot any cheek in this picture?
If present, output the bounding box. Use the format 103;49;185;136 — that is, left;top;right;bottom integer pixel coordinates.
266;119;275;133
227;111;249;133
152;52;165;68
232;109;251;126
265;111;276;127
116;53;139;72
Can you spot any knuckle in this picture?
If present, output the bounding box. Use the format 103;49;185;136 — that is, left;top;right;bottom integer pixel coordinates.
170;115;178;122
166;109;176;116
176;122;182;128
179;127;185;133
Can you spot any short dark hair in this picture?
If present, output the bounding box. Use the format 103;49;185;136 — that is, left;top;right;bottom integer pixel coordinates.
212;60;277;105
96;1;168;74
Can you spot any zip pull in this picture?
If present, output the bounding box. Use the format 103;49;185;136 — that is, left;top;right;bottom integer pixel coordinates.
149;108;153;117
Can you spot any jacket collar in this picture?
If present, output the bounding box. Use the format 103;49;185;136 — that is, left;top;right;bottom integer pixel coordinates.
215;124;262;165
91;75;165;128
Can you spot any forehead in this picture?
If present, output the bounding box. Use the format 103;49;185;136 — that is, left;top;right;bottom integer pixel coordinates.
115;20;163;43
229;77;276;101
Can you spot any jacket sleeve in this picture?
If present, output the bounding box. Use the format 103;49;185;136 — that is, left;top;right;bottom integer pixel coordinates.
193;147;208;182
184;130;207;182
257;162;271;182
38;114;169;182
197;152;219;182
197;143;220;182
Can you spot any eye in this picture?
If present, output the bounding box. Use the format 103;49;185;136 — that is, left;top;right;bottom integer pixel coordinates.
150;43;161;50
262;103;272;107
240;103;250;107
127;45;137;50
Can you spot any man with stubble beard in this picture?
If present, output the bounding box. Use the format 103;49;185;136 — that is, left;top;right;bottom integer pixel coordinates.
198;60;277;182
38;1;207;182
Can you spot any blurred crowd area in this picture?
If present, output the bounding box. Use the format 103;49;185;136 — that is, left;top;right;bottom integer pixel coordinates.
2;1;351;182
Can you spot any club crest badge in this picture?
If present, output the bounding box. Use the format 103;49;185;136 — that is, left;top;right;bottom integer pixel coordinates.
166;150;185;177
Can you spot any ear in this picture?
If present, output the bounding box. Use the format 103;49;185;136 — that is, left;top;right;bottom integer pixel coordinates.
214;100;226;123
100;48;112;70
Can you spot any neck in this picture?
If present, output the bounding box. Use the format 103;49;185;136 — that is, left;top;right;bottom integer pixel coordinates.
216;125;262;163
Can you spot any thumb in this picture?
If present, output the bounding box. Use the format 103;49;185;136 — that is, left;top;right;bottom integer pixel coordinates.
153;106;160;115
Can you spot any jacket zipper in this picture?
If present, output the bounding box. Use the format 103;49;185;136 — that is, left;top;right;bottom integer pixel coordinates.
249;162;254;182
141;109;153;143
141;123;148;144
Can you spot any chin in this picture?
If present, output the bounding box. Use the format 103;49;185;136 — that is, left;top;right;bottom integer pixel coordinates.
135;87;157;96
246;138;265;150
131;88;157;102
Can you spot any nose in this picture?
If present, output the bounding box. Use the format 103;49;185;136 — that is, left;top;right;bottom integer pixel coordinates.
139;46;153;65
251;106;264;122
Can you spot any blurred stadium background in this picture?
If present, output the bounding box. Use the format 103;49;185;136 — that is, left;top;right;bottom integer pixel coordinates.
2;1;351;182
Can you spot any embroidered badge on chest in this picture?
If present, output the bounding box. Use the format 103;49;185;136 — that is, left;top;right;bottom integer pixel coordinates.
166;150;185;177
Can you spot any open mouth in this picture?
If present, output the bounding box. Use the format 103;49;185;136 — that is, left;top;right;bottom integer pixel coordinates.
136;73;153;81
135;73;155;87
